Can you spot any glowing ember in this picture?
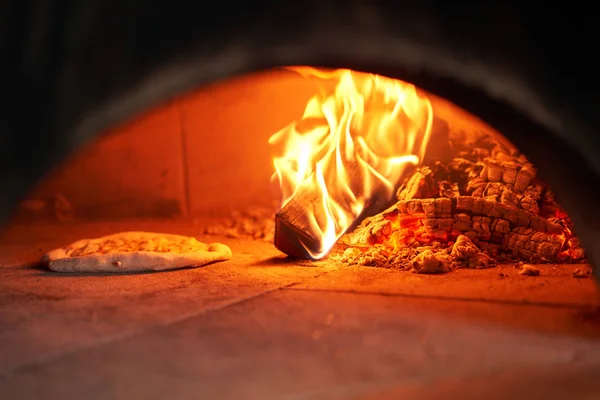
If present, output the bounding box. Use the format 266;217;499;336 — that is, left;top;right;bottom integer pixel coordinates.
335;127;587;273
269;68;433;259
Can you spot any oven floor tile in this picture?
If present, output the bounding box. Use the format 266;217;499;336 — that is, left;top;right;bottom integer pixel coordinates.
1;289;599;399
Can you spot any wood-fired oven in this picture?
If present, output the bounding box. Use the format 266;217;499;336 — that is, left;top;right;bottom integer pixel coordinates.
1;2;599;399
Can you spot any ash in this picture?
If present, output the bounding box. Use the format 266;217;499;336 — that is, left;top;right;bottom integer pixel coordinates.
334;129;586;274
201;205;276;242
333;234;497;274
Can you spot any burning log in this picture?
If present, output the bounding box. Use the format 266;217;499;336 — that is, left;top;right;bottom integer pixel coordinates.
274;185;329;259
274;163;405;259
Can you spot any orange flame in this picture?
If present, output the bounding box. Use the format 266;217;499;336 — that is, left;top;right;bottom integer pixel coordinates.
269;68;433;258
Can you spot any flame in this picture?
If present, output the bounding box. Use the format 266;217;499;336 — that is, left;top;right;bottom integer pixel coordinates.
269;68;433;259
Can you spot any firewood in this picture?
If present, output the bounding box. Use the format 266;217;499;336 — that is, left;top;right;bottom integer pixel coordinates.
396;167;435;201
343;195;570;262
274;155;400;258
278;119;582;268
338;133;580;268
274;184;328;259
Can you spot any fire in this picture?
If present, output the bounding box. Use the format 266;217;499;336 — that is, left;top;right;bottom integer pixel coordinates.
269;68;433;259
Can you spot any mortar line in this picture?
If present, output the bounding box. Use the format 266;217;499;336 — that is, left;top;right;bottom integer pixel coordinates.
0;269;337;380
177;99;192;219
283;286;600;310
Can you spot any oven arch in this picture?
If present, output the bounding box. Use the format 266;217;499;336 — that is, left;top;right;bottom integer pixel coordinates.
2;1;599;279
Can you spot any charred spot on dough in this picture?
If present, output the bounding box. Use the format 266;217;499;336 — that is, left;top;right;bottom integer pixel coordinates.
112;260;122;267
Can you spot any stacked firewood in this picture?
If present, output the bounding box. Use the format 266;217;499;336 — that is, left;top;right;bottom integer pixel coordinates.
336;131;586;273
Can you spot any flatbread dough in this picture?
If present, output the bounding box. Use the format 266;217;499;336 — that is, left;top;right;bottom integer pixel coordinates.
42;231;232;273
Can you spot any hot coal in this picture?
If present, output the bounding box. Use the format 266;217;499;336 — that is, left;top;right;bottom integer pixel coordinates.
334;130;586;273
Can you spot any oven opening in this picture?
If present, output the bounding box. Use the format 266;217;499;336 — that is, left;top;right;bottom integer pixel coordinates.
1;68;598;395
6;67;591;279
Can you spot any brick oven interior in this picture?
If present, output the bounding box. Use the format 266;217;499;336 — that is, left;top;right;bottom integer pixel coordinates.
1;69;600;399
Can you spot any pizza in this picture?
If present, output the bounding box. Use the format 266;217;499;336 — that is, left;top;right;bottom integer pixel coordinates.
42;231;232;273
